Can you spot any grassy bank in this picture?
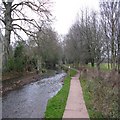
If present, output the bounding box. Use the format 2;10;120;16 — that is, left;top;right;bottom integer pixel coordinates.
80;78;103;118
80;67;119;118
45;69;77;118
86;63;111;71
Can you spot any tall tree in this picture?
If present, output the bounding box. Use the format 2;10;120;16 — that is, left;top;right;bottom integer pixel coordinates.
29;27;61;70
117;1;120;73
64;10;104;68
0;0;52;63
100;0;120;69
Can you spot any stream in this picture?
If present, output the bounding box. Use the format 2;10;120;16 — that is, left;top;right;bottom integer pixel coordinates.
2;72;66;118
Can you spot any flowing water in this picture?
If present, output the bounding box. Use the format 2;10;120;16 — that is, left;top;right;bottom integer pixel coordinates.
2;72;66;118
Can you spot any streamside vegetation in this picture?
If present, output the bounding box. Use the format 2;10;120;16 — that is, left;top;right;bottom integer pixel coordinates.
3;28;62;74
45;69;77;118
62;1;120;118
0;0;62;82
0;0;119;118
63;0;120;73
80;65;119;118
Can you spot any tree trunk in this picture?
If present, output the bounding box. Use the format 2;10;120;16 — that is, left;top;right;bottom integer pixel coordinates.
96;63;100;71
91;58;94;67
111;3;116;69
107;45;110;69
118;20;120;73
37;56;42;74
4;2;12;64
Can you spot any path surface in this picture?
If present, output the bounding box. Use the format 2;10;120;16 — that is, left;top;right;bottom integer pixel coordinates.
63;71;89;118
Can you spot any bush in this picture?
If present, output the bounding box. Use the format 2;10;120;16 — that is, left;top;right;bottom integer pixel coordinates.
6;56;15;72
5;42;26;73
41;68;47;73
80;67;119;118
14;57;24;72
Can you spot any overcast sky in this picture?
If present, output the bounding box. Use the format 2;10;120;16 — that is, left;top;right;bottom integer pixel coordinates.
52;0;100;35
0;0;100;40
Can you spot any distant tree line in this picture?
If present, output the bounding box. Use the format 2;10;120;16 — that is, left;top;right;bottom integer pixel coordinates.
0;0;62;74
4;27;62;73
0;0;52;69
63;0;120;73
1;0;120;74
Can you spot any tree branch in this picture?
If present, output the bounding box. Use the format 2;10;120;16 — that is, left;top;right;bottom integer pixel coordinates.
12;23;37;37
2;0;6;8
0;18;5;25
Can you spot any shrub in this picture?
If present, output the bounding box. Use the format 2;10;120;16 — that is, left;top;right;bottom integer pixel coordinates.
6;56;15;72
80;67;119;118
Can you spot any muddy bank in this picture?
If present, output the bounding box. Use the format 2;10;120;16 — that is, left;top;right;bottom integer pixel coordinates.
2;70;62;95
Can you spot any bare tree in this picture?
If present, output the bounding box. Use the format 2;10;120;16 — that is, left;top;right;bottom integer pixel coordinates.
29;27;61;71
0;0;52;63
100;0;120;69
64;10;105;69
117;1;120;73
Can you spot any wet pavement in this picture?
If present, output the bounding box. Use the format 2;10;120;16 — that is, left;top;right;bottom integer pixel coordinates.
2;72;66;118
63;72;89;118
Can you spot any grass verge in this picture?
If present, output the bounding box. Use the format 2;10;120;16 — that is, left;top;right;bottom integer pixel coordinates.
45;69;77;118
86;63;111;71
80;77;103;118
80;70;119;118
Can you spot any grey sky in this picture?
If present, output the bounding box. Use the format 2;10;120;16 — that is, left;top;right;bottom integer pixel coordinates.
52;0;100;35
0;0;100;39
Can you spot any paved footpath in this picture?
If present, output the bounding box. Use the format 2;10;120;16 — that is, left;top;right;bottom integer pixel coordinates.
63;71;89;118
